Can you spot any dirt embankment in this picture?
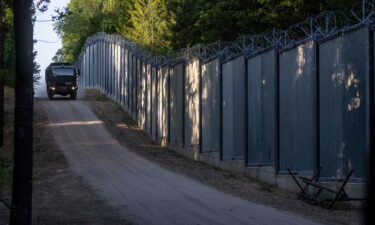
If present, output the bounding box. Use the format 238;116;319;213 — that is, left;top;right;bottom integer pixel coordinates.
85;89;364;225
0;88;130;225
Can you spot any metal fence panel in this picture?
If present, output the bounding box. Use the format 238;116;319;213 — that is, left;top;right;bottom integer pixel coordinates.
122;47;127;107
201;58;220;153
109;43;113;97
104;43;108;94
98;41;103;91
247;49;276;165
101;41;107;92
222;56;246;160
108;42;112;96
95;42;99;88
146;64;152;134
279;41;317;173
185;60;200;147
84;47;87;87
86;45;89;87
132;56;138;119
138;61;146;128
115;44;120;102
88;45;92;86
137;59;141;121
157;66;169;143
111;43;116;98
128;52;133;114
169;63;184;147
151;67;157;140
319;27;369;180
93;43;97;87
112;43;116;99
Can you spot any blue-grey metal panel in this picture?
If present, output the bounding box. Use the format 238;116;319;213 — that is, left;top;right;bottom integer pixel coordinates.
98;42;101;89
93;43;97;87
106;42;110;95
108;43;111;93
107;43;111;95
202;58;220;152
88;45;92;87
87;44;90;86
146;64;152;134
117;44;122;103
222;56;246;160
116;45;119;99
169;63;184;147
123;48;128;108
136;58;141;121
319;27;369;180
113;43;117;100
96;42;99;87
90;44;93;86
128;52;133;114
104;42;106;91
157;66;169;143
112;43;116;98
247;49;276;165
279;41;317;173
132;56;138;119
151;67;157;140
115;44;121;102
101;42;104;91
86;45;89;87
83;48;87;87
185;60;200;147
138;60;145;128
109;42;113;97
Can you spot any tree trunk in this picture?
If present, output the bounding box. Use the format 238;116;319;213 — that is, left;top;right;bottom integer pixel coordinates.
9;0;34;224
0;1;6;148
368;18;375;225
368;151;375;225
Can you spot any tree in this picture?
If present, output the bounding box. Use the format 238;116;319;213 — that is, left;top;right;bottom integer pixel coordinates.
9;0;34;224
0;0;6;148
0;0;12;148
368;144;375;224
127;0;171;52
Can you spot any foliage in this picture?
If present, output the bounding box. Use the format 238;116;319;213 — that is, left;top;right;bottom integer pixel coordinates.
55;0;360;60
1;5;15;87
126;0;171;52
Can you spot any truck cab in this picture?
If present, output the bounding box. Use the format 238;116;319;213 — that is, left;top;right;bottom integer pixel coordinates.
45;62;80;100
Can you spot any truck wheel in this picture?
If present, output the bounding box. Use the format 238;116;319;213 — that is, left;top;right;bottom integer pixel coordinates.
71;92;77;100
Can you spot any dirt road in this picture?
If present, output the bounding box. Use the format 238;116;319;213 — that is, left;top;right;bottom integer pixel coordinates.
42;99;323;225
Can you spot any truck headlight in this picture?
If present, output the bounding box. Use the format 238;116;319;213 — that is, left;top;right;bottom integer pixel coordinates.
50;86;55;90
72;86;76;90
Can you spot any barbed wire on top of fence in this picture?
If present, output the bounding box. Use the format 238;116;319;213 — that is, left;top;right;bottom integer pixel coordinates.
352;0;375;24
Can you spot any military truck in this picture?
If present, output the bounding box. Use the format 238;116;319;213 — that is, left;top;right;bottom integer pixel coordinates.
45;62;80;100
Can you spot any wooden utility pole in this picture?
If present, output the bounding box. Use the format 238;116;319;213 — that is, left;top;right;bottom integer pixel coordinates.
10;0;34;224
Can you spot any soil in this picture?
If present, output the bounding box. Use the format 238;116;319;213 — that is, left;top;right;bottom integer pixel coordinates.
84;89;364;225
0;87;131;225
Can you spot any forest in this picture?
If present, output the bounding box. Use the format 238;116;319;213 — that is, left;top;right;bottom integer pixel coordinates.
54;0;358;63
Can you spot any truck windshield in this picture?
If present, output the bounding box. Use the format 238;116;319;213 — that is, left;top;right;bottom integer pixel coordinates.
52;68;75;76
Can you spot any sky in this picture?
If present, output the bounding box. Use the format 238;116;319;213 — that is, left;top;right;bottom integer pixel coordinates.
33;0;70;97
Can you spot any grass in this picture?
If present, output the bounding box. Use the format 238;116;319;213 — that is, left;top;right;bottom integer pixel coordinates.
95;93;107;101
